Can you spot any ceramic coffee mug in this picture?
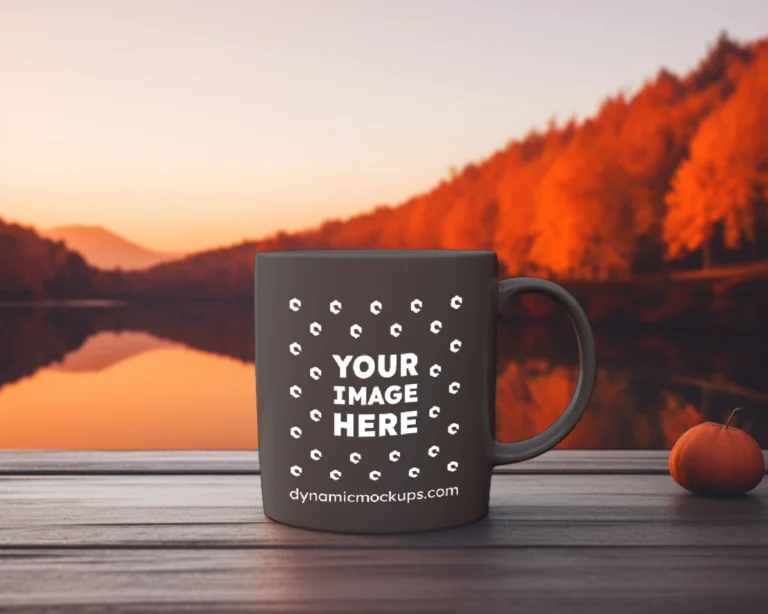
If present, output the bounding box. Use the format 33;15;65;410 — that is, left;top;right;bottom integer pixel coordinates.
255;249;596;534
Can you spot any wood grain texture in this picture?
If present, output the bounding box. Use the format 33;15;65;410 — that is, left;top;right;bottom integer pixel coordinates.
0;450;261;475
0;474;766;548
1;547;766;613
0;467;767;613
3;449;765;475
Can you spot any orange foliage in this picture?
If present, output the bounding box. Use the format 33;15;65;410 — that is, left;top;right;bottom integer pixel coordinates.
665;51;768;258
4;35;768;301
530;114;638;279
118;34;767;300
494;128;573;276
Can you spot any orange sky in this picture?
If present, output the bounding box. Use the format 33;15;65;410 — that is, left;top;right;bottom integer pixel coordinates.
1;1;767;252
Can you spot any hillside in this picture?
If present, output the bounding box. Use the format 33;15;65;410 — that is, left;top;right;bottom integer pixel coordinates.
121;33;768;300
0;218;102;300
42;225;182;270
3;33;767;307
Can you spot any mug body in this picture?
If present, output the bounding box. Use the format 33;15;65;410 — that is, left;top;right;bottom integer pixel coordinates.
255;249;499;534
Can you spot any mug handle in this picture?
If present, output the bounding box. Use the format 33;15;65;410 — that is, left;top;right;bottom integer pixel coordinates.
491;277;597;465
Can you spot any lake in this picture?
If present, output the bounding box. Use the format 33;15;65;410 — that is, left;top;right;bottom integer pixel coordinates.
1;301;766;449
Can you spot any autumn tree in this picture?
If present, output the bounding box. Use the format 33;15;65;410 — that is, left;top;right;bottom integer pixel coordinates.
0;219;99;299
492;127;574;275
663;50;768;267
439;162;499;250
528;97;643;279
68;34;767;297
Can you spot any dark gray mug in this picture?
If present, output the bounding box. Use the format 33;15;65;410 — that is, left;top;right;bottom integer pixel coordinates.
255;249;596;534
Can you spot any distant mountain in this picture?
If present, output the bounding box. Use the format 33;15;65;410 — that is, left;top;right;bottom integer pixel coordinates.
42;225;182;270
121;33;768;300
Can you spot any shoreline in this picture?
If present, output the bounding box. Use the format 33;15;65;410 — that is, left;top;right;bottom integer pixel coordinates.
0;299;127;309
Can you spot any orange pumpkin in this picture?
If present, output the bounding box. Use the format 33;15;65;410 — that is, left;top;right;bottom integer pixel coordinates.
669;407;765;497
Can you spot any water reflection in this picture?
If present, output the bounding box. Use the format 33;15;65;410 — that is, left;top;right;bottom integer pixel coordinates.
0;302;766;449
0;331;256;449
51;331;175;373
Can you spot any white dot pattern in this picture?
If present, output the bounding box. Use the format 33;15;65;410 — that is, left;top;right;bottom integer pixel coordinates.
287;295;464;482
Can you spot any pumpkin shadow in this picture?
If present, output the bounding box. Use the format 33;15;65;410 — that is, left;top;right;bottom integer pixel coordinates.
669;491;767;523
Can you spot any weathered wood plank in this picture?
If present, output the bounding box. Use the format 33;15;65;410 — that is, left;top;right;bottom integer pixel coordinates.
0;547;766;613
0;451;262;475
0;475;765;548
0;473;766;612
4;449;765;475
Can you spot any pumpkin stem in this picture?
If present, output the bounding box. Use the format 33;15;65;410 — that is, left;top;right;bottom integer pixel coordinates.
724;406;744;430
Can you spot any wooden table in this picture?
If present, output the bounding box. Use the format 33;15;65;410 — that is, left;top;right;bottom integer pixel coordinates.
1;451;766;613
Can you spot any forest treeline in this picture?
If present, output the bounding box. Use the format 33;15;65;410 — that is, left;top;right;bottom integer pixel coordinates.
0;219;101;299
1;33;767;300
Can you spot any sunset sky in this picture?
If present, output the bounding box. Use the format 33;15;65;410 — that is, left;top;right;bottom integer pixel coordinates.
1;0;767;253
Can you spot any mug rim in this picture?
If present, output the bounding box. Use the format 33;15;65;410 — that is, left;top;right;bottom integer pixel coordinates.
256;248;496;258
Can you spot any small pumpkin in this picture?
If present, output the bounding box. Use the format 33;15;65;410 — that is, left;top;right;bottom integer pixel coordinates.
669;407;765;497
